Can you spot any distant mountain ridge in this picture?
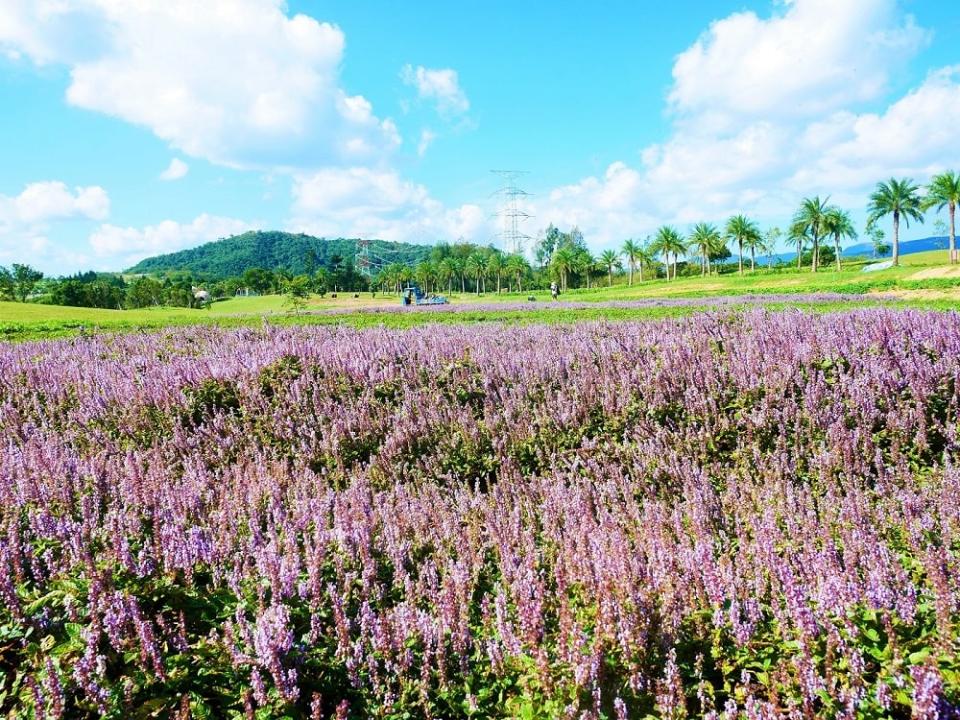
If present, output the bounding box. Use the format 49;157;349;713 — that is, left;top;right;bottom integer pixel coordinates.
126;231;433;278
842;235;951;258
761;236;952;265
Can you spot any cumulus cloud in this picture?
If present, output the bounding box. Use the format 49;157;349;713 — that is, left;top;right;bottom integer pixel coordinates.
669;0;928;123
159;158;189;181
1;0;400;169
401;64;470;116
290;167;489;243
0;181;110;265
531;0;957;251
89;214;250;268
417;129;437;157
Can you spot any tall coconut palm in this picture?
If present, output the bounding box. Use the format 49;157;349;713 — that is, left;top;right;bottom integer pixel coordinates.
600;249;621;286
487;253;504;294
788;221;810;270
447;256;466;293
504;254;527;292
415;261;436;293
399;265;414;292
437;258;455;293
551;246;576;291
923;171;960;264
621;238;640;285
744;228;764;272
823;208;857;271
636;242;656;282
465;254;487;294
688;222;722;276
792;196;832;272
725;215;761;275
654;226;686;280
867;178;924;267
574;249;596;289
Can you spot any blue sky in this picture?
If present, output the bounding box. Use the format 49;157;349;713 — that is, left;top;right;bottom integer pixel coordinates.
1;0;959;274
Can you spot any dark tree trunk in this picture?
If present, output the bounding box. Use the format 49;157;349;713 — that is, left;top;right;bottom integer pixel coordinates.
892;211;900;266
948;202;956;264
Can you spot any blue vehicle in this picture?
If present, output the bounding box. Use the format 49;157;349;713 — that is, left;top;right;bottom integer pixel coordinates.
401;284;449;306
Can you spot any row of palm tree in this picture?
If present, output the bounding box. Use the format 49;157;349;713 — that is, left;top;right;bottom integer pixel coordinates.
547;245;624;291
610;171;960;281
379;252;534;295
868;173;960;266
617;215;773;283
789;197;858;272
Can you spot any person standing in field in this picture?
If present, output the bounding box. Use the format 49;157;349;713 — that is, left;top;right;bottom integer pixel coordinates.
550;282;559;301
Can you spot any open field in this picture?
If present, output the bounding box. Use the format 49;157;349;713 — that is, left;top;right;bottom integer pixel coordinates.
5;251;960;341
3;308;959;717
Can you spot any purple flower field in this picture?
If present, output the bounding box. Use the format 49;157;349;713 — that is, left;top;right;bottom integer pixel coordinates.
1;309;958;718
301;292;881;317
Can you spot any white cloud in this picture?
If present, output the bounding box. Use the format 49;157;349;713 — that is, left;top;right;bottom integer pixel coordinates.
530;0;957;252
159;158;189;181
669;0;928;123
417;129;437;157
1;0;400;169
788;66;960;195
290;167;489;243
0;181;110;265
401;64;470;116
4;181;110;224
89;214;250;268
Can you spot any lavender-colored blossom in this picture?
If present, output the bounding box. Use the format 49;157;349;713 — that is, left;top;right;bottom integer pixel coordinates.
0;309;958;716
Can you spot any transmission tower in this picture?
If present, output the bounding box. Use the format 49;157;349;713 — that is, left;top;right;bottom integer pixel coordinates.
491;170;533;255
355;238;386;279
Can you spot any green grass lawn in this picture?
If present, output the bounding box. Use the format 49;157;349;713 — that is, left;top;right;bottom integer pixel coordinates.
4;250;960;341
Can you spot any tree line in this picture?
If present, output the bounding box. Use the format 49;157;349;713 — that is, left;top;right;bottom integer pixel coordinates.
3;172;957;307
569;172;960;286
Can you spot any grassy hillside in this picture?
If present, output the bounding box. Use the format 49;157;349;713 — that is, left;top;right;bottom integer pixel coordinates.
126;230;433;277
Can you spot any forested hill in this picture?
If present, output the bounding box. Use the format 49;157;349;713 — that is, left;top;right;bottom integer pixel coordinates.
126;231;433;277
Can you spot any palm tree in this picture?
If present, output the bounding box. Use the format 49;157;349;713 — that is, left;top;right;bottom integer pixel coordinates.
793;196;832;272
744;230;764;272
415;261;435;293
599;249;621;286
688;222;722;276
487;253;504;294
383;263;406;293
823;208;857;271
653;226;686;280
572;249;594;289
788;221;809;270
636;241;656;282
867;178;924;267
465;254;487;294
437;258;455;293
621;238;640;285
447;256;465;293
923;171;960;264
502;254;526;292
551;246;576;291
399;265;413;292
726;214;761;275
